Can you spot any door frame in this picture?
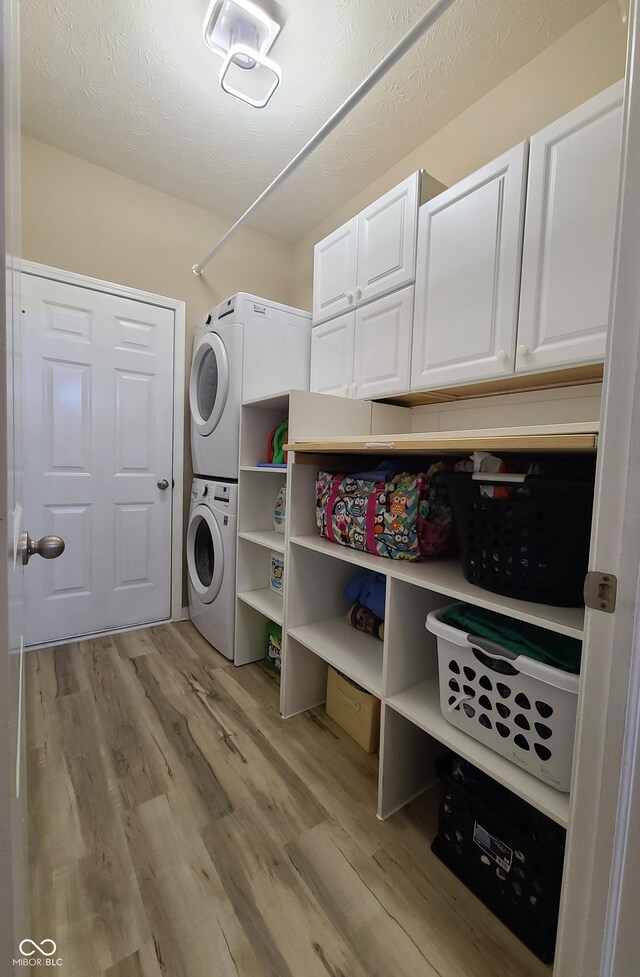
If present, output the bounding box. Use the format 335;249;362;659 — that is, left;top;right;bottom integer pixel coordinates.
554;4;640;974
21;259;186;626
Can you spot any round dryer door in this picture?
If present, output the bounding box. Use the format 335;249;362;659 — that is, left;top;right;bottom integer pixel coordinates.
189;332;230;437
187;504;224;604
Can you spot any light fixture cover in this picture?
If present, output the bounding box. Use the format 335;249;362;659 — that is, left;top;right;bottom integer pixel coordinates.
219;43;281;108
203;0;281;60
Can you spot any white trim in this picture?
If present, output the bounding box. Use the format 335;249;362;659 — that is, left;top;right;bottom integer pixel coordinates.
179;605;191;621
554;6;640;974
21;260;185;625
21;259;184;311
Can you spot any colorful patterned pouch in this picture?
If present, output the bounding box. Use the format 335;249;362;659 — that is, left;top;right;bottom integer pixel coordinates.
315;463;454;561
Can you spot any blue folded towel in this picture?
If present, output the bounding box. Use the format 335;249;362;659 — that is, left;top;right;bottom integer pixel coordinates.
344;571;387;621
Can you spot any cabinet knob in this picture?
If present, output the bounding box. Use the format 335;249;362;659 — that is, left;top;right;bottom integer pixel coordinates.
496;349;508;362
346;291;354;305
356;286;363;301
518;344;530;357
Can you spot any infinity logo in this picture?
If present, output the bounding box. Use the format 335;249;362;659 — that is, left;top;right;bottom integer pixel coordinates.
19;939;57;957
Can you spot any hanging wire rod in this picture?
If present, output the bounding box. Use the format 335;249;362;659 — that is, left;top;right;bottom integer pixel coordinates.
192;0;459;276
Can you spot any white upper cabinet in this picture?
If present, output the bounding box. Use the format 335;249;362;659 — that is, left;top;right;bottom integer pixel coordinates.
310;312;355;397
356;173;420;306
313;173;424;325
516;81;624;374
411;143;528;390
353;285;414;400
312;217;358;324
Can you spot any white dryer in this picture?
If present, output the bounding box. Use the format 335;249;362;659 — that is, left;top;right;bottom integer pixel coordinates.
189;293;311;479
187;478;237;660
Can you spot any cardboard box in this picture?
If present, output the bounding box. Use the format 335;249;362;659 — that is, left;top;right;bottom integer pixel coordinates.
326;667;380;753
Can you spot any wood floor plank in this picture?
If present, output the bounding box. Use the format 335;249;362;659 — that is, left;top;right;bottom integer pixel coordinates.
144;647;328;844
25;648;59;750
55;691;150;971
123;794;266;977
104;943;164;977
27;621;556;977
129;654;233;820
202;806;372;977
83;641;171;810
112;628;157;660
286;820;444;977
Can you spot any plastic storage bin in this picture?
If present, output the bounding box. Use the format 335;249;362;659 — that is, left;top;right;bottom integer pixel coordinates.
432;752;566;963
438;471;594;606
426;605;579;791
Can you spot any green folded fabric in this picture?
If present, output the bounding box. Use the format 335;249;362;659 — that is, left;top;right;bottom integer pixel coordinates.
442;604;581;674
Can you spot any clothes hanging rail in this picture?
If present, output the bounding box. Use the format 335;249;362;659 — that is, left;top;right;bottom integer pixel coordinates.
192;0;459;276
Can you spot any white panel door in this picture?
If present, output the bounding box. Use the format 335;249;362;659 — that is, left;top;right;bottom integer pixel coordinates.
356;172;419;306
312;217;358;324
22;274;174;645
310;312;355;397
517;81;624;373
411;142;528;390
353;286;414;399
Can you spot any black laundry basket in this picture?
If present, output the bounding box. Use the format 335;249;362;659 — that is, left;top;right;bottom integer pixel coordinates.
438;472;594;606
432;752;566;963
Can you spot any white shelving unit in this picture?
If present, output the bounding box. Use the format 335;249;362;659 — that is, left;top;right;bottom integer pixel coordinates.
235;393;290;665
234;390;376;666
279;430;595;834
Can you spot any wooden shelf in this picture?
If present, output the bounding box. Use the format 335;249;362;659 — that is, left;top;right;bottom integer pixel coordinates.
286;420;598;455
288;617;383;696
290;535;584;639
240;466;288;473
237;588;283;624
238;530;285;553
387;678;570;827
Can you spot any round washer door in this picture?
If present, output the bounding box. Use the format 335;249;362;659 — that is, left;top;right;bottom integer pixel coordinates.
187;504;224;604
189;332;230;437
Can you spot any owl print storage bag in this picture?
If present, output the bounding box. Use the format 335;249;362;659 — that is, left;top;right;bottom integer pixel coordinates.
315;463;454;561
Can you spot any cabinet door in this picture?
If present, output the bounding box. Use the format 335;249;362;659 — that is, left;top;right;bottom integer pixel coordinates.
310;313;355;397
517;81;624;374
411;143;528;390
353;286;414;400
312;217;358;325
356;172;420;306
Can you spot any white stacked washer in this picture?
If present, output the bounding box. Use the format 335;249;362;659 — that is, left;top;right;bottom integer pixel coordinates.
187;293;311;657
187;478;238;660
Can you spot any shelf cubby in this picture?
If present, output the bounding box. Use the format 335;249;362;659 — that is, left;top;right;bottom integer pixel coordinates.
237;529;285;553
290;534;584;640
237;587;283;625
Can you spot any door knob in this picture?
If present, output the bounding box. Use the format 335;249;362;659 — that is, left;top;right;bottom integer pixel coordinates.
18;532;65;566
157;478;170;490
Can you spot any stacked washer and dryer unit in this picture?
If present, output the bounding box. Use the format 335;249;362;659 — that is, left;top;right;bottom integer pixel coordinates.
187;293;311;660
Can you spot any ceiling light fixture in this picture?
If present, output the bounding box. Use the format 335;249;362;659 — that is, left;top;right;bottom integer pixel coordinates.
203;0;282;107
220;44;281;108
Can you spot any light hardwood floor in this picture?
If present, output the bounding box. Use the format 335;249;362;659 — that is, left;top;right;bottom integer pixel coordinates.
26;621;551;977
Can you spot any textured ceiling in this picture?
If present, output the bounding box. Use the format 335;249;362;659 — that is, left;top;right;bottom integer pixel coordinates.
21;0;606;241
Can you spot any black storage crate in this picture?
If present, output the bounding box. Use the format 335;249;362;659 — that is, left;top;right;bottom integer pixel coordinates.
432;752;566;963
438;472;594;606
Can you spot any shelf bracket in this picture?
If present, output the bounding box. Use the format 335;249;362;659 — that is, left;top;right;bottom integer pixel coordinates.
584;571;618;613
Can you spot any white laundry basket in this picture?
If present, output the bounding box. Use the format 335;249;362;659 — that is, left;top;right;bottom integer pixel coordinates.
426;605;580;792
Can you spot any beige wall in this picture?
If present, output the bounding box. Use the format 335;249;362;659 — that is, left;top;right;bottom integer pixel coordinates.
291;1;628;309
22;137;295;607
